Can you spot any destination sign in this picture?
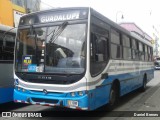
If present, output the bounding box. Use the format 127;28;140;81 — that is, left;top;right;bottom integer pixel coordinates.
39;11;80;23
19;9;88;26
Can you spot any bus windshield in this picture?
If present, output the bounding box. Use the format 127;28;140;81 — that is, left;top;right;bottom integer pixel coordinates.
15;23;86;74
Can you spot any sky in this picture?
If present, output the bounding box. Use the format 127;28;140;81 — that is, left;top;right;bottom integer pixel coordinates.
40;0;160;38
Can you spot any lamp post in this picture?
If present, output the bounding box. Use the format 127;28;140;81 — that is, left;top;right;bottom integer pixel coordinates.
116;11;124;23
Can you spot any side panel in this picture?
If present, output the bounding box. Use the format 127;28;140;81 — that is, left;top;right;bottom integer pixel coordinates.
95;85;111;109
0;87;13;103
87;59;154;110
0;63;14;87
0;63;14;103
88;84;111;110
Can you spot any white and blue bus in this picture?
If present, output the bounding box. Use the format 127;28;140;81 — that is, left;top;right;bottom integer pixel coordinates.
0;24;16;103
14;7;154;110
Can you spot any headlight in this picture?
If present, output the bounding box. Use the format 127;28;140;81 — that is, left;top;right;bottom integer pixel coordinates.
78;91;83;96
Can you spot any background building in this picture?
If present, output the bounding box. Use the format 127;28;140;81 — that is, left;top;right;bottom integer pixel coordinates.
151;26;160;58
119;23;160;58
24;0;41;13
120;22;160;58
119;23;152;42
0;0;41;27
0;0;25;27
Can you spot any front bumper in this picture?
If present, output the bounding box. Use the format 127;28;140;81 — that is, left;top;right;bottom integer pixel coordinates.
14;89;89;110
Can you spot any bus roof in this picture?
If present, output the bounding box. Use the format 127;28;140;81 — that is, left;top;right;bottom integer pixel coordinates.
90;8;152;47
23;7;89;17
20;7;152;47
130;32;152;47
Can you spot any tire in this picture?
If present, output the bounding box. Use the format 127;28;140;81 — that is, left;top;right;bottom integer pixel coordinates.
107;83;119;110
140;75;147;92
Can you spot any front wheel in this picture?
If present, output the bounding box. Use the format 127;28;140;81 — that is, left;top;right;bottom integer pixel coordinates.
107;83;119;110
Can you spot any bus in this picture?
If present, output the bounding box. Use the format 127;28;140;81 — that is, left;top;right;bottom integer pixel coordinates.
13;7;154;110
0;24;16;103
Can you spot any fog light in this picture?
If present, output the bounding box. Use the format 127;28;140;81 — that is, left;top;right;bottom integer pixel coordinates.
71;92;75;97
68;100;78;107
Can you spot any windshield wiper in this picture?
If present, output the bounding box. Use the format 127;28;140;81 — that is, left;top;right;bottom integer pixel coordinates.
48;21;68;43
26;25;39;61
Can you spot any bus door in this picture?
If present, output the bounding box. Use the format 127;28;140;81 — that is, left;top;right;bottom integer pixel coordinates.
90;31;109;108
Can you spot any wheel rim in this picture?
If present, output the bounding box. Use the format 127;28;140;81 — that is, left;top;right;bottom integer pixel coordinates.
110;89;116;105
144;79;146;89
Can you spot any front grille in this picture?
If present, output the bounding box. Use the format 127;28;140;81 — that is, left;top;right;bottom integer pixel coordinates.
31;98;59;104
16;72;83;84
30;90;63;94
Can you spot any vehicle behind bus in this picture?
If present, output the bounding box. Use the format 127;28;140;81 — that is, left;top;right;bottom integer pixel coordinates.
13;7;154;110
154;57;160;70
0;24;16;103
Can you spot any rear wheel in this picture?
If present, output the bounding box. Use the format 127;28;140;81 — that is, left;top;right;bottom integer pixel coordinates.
140;75;147;92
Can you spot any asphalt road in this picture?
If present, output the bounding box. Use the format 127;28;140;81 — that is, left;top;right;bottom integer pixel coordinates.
0;70;160;120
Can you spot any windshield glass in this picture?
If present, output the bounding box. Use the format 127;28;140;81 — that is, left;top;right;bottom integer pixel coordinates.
15;23;86;74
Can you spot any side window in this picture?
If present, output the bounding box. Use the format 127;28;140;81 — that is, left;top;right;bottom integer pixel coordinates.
150;47;153;61
5;41;15;60
111;29;122;59
145;45;148;61
0;33;3;60
0;33;15;61
132;39;139;60
111;29;120;44
90;24;109;76
122;35;131;60
139;42;145;61
91;34;108;62
148;46;152;61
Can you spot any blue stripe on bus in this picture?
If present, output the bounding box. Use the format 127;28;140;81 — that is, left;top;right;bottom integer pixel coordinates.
0;87;14;104
88;69;154;110
14;69;154;110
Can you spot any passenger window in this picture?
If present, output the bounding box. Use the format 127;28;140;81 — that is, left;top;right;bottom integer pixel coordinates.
0;33;15;61
132;39;139;60
138;42;145;61
90;25;109;76
122;35;131;60
145;45;148;61
111;29;120;44
148;46;151;61
111;29;122;59
111;44;121;59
